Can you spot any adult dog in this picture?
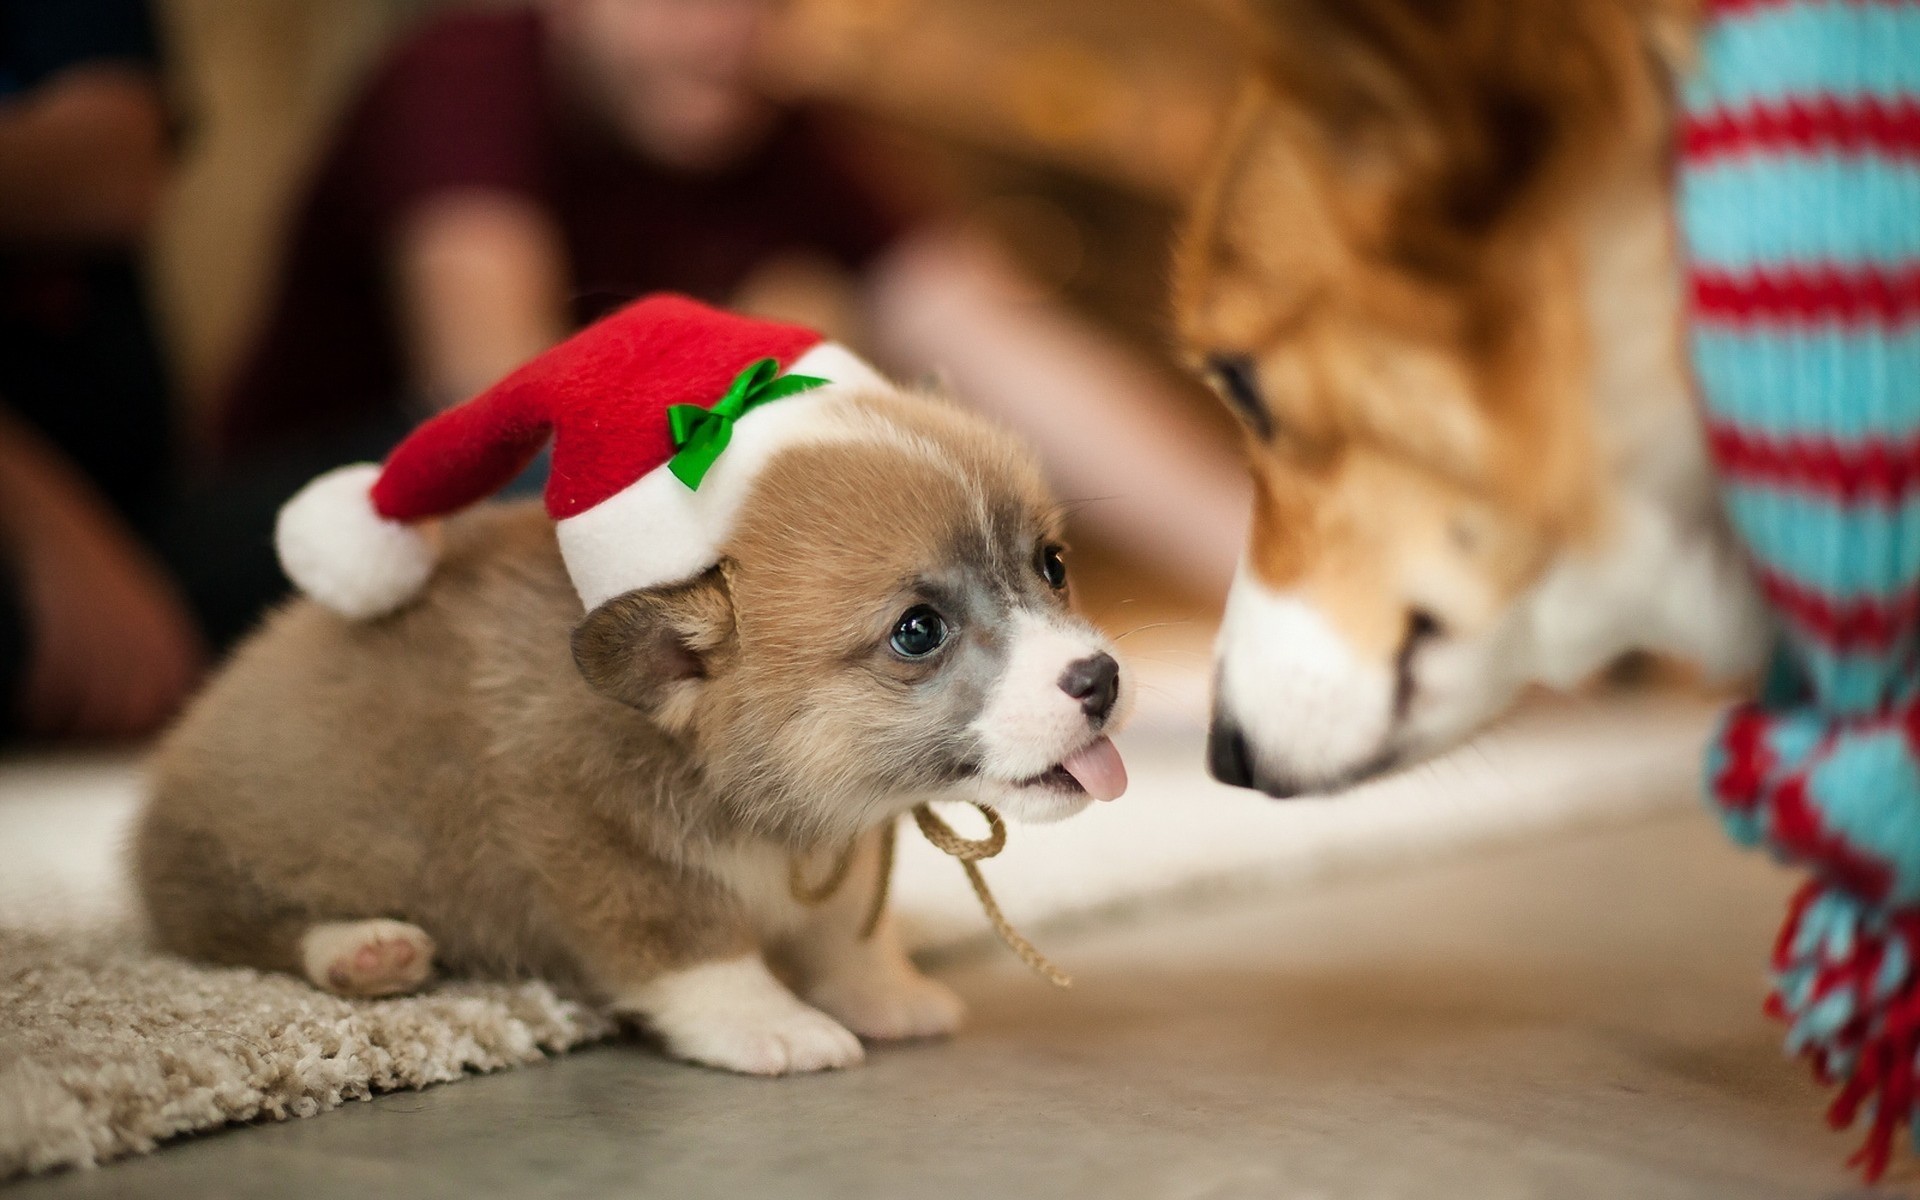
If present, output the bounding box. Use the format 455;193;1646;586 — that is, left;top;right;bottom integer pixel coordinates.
1173;0;1766;796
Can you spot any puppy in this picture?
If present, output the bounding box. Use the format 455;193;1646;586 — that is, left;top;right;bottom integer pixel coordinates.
133;387;1129;1075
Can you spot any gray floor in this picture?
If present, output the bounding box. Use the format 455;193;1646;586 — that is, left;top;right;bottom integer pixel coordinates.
11;811;1892;1199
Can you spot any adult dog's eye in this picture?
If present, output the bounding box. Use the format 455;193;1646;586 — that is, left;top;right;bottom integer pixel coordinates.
1203;352;1272;438
889;605;948;659
1037;543;1068;590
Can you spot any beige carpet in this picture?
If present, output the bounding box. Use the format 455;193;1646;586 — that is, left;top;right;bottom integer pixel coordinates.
0;927;613;1180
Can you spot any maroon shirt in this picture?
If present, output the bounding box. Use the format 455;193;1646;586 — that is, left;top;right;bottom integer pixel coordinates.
219;7;902;460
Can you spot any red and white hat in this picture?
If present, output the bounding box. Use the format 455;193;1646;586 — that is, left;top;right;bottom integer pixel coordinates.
275;293;892;618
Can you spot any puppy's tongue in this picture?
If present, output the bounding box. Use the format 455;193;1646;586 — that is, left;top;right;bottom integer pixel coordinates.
1061;736;1127;801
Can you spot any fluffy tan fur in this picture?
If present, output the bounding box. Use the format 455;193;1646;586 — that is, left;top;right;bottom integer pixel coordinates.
134;391;1113;1074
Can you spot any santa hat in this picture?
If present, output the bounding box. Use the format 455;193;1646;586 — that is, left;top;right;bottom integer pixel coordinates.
275;293;892;618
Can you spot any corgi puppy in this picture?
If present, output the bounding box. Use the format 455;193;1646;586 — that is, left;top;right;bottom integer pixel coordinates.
133;389;1129;1076
1173;0;1766;796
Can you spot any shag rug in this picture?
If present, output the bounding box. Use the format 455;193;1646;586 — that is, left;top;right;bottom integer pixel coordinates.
0;926;613;1179
0;681;1718;1182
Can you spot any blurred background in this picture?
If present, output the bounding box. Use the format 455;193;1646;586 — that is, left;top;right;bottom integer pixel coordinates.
158;0;1244;408
3;0;1262;742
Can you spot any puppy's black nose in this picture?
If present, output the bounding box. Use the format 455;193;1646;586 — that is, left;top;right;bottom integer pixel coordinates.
1058;652;1119;720
1207;718;1254;789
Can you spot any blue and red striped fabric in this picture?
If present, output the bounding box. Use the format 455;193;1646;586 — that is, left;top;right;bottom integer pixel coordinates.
1678;0;1920;1179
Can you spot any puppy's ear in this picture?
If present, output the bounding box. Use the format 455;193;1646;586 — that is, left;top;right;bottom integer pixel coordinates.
571;565;736;720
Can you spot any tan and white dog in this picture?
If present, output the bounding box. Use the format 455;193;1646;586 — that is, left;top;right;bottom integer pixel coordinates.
135;389;1128;1076
1173;0;1766;795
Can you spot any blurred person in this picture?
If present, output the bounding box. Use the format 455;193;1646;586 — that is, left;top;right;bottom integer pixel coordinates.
218;0;1246;607
0;0;206;740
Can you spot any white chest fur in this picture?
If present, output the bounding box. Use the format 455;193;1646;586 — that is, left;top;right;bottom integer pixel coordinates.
1519;176;1769;686
1580;173;1712;512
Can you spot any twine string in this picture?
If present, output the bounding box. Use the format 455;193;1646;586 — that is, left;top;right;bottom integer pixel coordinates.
787;838;858;906
911;802;1072;989
861;823;894;939
786;802;1070;988
787;819;891;939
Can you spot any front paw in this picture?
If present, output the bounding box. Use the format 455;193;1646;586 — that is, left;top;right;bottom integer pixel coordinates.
663;1002;865;1076
808;967;966;1041
630;956;865;1076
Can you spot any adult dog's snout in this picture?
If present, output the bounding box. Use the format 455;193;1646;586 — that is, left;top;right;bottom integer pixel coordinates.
1206;717;1253;788
1058;652;1119;720
1206;714;1305;798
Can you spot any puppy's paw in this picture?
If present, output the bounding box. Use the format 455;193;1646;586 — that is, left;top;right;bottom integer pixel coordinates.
629;956;864;1076
664;1001;866;1076
300;919;435;998
808;966;965;1041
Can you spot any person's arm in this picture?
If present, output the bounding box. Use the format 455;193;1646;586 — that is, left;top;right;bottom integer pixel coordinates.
0;409;204;737
0;64;168;244
389;190;571;411
863;228;1249;599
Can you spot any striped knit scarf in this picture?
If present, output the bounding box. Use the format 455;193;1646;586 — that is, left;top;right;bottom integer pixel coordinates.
1677;0;1920;1180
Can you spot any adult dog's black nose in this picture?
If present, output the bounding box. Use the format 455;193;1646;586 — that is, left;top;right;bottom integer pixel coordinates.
1206;718;1254;788
1058;652;1119;719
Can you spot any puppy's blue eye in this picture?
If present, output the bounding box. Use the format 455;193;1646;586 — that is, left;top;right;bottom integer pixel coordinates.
890;606;948;658
1038;544;1067;590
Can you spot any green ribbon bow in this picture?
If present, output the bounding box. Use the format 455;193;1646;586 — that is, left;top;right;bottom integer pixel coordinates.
666;357;829;490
